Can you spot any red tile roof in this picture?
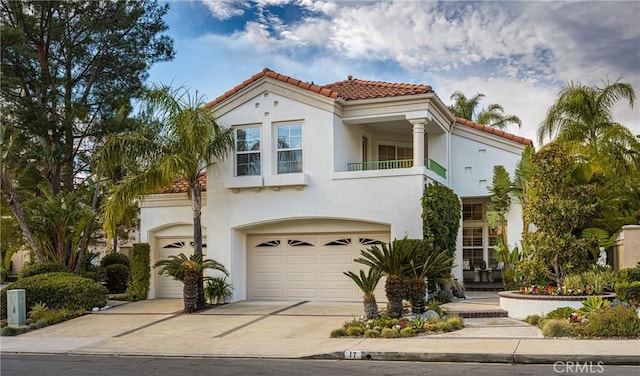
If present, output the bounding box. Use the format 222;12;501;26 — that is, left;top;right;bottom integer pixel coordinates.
205;68;432;108
205;68;532;146
323;78;433;100
161;173;207;194
455;117;533;146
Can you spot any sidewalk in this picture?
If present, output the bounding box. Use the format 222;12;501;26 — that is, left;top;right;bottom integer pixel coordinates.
1;293;639;365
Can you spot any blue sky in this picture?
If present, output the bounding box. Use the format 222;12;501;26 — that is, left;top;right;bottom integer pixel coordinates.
147;0;640;146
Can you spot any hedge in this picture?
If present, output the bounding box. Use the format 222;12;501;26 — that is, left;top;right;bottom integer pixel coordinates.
127;243;151;300
100;252;130;268
18;262;70;279
615;281;640;306
1;272;108;319
105;264;130;294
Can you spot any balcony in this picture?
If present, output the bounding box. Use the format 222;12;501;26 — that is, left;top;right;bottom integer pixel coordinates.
347;158;447;178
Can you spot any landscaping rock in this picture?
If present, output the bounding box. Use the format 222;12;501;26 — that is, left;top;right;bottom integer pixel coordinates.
422;310;440;319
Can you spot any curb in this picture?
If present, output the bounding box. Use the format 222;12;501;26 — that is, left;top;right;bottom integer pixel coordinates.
305;351;640;365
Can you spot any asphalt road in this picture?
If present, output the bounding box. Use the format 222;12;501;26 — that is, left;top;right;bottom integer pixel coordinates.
0;355;637;376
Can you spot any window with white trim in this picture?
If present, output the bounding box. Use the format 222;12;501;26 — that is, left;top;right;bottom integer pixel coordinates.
462;201;503;270
276;123;302;174
235;126;261;176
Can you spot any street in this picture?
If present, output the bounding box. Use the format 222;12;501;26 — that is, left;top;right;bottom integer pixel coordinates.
0;355;636;376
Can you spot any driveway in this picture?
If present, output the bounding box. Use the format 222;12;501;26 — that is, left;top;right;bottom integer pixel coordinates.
8;299;365;357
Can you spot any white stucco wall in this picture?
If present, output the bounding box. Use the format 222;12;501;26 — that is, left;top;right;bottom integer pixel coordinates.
138;78;530;300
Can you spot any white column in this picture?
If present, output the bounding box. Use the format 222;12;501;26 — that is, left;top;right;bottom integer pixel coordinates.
410;119;426;168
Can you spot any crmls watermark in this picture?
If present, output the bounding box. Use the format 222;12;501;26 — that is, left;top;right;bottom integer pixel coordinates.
553;361;605;374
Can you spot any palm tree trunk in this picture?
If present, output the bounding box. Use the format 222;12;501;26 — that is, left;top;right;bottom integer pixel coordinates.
385;275;404;318
190;181;206;310
183;266;199;313
363;293;379;319
408;278;427;314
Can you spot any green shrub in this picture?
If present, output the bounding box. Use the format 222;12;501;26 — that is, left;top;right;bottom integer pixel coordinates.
581;305;640;337
445;315;464;330
541;319;575;337
346;327;363;336
364;329;380;338
380;327;398;338
80;267;107;283
205;276;233;304
436;320;453;332
399;327;416;337
627;267;640;283
100;252;130;268
18;262;70;279
1;326;26;336
615;281;640;306
0;272;108;318
525;315;541;326
1;267;8;282
545;307;575;320
330;328;348;338
34;319;48;329
126;243;151;300
105;264;130;293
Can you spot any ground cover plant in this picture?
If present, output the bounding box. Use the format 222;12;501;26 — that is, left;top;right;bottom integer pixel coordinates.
330;313;464;338
525;297;640;338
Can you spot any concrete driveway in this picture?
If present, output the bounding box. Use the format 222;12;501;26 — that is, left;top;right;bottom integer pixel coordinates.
9;299;365;357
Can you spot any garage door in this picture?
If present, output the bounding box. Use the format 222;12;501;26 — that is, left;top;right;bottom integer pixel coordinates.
155;238;207;298
247;233;389;301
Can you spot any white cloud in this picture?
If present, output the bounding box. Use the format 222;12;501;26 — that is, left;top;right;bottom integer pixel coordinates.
201;0;247;20
156;0;640;141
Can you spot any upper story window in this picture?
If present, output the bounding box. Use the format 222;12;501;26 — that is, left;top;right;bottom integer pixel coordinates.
276;123;302;174
378;144;412;161
235;126;261;176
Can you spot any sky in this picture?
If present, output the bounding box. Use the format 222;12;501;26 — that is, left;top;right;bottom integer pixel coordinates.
147;0;640;147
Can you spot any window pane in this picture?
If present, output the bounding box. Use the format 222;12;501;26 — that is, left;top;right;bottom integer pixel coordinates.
277;125;302;149
236;153;260;176
278;150;302;173
237;127;260;152
378;145;395;161
397;146;413;159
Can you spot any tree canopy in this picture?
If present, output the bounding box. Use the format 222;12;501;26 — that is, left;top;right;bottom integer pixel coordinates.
448;91;522;129
0;0;174;269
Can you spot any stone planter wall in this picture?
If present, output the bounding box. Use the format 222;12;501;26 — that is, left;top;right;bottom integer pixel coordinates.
498;291;616;320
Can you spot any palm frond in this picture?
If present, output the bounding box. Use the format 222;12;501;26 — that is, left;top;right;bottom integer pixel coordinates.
343;268;382;294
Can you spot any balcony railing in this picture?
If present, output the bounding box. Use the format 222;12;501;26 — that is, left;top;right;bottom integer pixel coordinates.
347;158;447;178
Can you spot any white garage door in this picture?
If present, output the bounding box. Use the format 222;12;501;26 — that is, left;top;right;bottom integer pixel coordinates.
247;233;389;301
155;238;207;298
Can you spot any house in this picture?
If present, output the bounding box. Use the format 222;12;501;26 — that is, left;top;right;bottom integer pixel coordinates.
139;68;533;301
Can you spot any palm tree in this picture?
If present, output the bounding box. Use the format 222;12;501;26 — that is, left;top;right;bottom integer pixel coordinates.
406;244;455;314
538;78;638;174
354;240;411;318
154;253;228;313
344;268;382;319
98;84;234;310
449;91;522;129
538;78;640;242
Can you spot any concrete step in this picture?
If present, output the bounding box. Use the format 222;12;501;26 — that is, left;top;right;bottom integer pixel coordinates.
447;309;509;318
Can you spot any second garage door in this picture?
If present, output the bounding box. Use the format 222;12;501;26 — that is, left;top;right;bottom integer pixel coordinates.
247;233;389;301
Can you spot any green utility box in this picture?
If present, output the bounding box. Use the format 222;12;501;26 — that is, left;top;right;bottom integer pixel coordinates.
7;289;26;327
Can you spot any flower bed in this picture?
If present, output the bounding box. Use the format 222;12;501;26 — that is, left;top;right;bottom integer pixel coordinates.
499;291;616;320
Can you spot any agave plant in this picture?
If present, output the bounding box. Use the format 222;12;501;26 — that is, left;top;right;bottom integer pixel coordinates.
344;268;382;319
154;253;228;313
355;240;411;318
